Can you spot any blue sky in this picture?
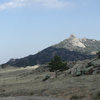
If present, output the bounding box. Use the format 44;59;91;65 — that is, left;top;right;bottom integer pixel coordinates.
0;0;100;64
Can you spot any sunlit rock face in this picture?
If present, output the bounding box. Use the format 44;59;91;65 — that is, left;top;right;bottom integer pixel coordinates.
54;34;86;50
68;34;86;48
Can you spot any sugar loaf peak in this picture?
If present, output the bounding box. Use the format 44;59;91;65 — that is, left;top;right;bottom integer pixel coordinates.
54;34;99;54
55;34;86;48
2;34;100;67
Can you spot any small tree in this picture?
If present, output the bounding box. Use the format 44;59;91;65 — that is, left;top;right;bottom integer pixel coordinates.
48;56;67;78
97;51;100;59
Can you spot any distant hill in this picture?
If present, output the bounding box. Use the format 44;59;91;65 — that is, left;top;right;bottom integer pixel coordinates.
1;34;100;67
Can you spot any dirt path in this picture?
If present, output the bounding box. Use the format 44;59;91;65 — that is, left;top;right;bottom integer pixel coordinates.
0;96;65;100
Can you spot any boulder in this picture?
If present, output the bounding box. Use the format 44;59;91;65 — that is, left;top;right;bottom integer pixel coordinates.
42;75;51;81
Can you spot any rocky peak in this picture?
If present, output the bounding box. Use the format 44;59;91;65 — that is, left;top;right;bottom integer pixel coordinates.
80;38;87;42
68;34;86;48
68;34;76;40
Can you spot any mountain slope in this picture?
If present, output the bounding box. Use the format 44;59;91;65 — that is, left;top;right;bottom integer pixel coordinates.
2;47;94;67
2;34;100;67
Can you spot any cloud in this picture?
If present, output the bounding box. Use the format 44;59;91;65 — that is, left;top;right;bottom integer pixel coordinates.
0;0;70;10
0;0;25;10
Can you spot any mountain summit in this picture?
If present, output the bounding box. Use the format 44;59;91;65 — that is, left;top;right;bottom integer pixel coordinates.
54;34;86;50
68;34;76;39
1;34;100;67
67;34;86;48
54;34;100;54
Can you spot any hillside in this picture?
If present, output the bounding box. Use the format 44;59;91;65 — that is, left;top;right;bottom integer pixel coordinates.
2;34;100;67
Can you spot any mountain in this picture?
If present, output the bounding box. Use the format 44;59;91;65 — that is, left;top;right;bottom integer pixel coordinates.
1;34;100;67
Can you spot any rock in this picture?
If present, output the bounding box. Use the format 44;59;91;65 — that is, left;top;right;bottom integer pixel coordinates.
85;66;94;75
68;34;86;48
65;59;100;76
90;59;100;67
93;70;100;75
42;75;51;82
70;62;86;76
65;69;71;75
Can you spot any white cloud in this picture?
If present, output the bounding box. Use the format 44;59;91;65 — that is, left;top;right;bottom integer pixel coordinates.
0;0;25;10
0;0;70;10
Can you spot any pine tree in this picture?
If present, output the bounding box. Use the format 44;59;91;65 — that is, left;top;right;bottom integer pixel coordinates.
48;56;67;78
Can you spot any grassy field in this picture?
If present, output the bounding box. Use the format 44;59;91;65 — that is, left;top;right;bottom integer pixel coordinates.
0;66;100;100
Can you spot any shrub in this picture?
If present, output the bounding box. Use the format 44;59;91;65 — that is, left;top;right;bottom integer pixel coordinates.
48;56;68;78
49;56;67;72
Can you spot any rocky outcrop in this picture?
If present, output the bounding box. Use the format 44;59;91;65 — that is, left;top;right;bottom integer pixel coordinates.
68;34;86;48
65;58;100;76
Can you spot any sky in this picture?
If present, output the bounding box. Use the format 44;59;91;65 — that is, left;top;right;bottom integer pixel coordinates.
0;0;100;64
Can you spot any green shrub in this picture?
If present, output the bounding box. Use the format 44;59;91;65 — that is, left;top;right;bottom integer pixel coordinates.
48;56;68;72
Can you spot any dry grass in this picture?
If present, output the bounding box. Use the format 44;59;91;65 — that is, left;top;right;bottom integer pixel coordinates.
0;66;100;100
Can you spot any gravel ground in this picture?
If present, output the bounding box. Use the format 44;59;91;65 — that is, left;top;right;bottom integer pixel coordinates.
0;96;66;100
